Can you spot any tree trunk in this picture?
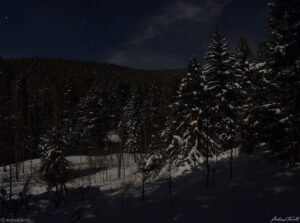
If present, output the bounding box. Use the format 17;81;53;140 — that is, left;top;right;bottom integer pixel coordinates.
168;163;173;205
142;168;145;200
30;157;33;175
212;155;217;186
118;130;124;179
22;146;25;174
118;153;122;179
141;116;147;201
230;148;233;180
206;153;210;190
9;163;12;201
123;153;126;181
15;133;19;182
206;119;210;190
15;160;19;182
141;148;145;201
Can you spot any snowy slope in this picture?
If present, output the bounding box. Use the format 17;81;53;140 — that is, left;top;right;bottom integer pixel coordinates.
1;151;298;223
1;154;139;200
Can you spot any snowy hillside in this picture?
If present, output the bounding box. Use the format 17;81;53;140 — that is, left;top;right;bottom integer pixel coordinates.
1;151;299;223
1;154;139;199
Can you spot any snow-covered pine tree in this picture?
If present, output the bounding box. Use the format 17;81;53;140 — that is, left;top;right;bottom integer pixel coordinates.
61;80;75;155
12;77;28;182
0;60;15;199
244;43;273;152
123;87;149;199
39;127;70;194
109;81;130;129
75;84;105;155
143;85;175;176
161;57;203;169
39;82;74;195
157;104;180;172
263;0;300;153
144;84;166;157
124;87;144;162
234;37;258;154
203;26;237;180
235;37;253;96
118;93;131;178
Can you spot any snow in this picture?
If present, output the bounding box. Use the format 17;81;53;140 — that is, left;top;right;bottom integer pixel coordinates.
0;154;139;199
1;151;300;223
279;117;289;124
107;130;121;143
255;62;266;70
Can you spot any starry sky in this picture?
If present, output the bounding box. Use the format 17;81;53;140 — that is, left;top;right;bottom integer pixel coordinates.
0;0;270;69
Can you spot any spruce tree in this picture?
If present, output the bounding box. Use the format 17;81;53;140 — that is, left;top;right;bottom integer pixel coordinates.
262;0;300;153
39;82;74;195
170;57;203;167
39;127;70;194
203;26;237;180
75;84;105;155
234;37;257;154
124;87;144;162
270;0;300;144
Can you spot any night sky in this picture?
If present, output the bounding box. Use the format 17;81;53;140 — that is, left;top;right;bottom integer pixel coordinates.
0;0;270;69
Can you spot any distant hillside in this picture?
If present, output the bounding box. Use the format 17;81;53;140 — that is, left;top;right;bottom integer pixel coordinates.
0;57;186;163
1;57;186;90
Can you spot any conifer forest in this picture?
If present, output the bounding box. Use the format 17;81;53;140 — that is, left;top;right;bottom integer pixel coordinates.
0;0;299;222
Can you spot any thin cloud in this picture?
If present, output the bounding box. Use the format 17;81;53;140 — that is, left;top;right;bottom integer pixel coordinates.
108;0;234;68
125;0;233;46
107;49;184;69
108;51;128;66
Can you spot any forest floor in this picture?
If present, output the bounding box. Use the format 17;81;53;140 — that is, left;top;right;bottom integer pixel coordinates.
1;151;300;223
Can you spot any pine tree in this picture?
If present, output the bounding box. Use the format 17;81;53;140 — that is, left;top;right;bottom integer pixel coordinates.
145;84;164;155
39;82;74;196
265;0;300;152
0;59;15;199
61;80;75;155
123;87;149;199
234;37;257;154
39;127;70;194
245;44;273;152
75;84;105;155
109;81;130;129
158;104;180;171
12;78;26;182
203;26;238;180
124;87;144;162
164;57;203;168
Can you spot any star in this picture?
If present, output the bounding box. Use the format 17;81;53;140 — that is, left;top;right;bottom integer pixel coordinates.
1;16;8;23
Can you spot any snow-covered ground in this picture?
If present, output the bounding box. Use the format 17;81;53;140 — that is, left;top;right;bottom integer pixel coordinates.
1;151;300;223
1;153;139;198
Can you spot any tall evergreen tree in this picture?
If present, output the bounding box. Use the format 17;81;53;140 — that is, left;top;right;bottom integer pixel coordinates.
234;37;257;154
39;81;74;196
75;84;106;155
159;57;203;168
261;0;300;153
39;127;70;195
124;87;144;162
203;26;238;180
270;0;300;142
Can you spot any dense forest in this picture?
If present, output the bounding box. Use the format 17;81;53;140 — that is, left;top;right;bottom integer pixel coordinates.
0;58;184;163
0;0;299;221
